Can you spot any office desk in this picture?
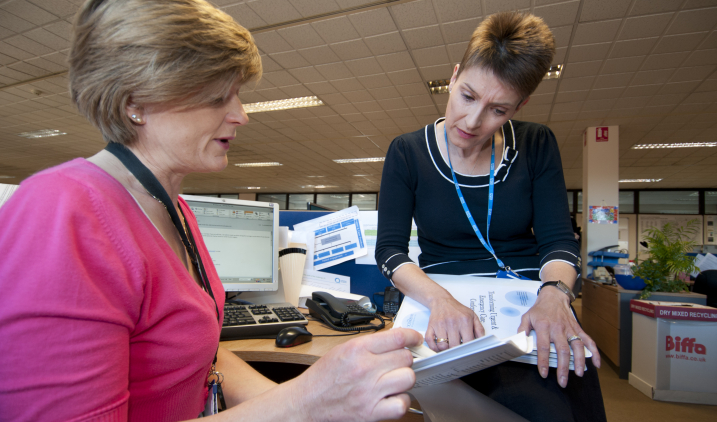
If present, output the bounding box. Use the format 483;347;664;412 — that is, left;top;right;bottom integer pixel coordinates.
221;319;425;422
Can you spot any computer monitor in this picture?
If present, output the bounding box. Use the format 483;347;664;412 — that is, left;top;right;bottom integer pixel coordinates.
181;195;279;292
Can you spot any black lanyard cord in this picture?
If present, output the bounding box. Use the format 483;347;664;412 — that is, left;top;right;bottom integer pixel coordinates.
104;142;220;322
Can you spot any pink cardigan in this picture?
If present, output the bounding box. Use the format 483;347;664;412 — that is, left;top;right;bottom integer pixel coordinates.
0;159;225;421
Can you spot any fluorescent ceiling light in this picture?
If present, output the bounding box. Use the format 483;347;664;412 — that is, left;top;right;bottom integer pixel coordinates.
619;179;663;183
234;162;282;167
427;79;450;95
234;186;262;189
543;64;563;80
243;96;324;113
0;175;16;179
301;185;336;188
306;175;325;178
632;142;717;149
17;129;67;138
333;157;385;163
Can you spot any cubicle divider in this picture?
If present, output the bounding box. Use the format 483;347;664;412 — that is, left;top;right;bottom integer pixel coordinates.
279;211;391;301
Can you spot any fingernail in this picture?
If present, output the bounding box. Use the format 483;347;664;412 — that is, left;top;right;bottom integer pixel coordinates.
540;367;548;378
560;376;567;387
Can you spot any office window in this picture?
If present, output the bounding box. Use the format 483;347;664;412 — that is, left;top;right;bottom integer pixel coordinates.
316;193;349;210
639;191;699;214
352;193;377;210
257;194;287;210
577;191;583;214
567;192;574;214
288;194;314;210
706;191;717;214
619;191;634;213
220;194;238;199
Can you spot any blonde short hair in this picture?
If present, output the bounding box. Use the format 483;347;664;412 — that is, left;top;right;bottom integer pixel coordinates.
459;11;555;100
69;0;262;145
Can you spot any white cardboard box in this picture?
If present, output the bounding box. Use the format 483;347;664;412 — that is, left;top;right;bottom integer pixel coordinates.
629;300;717;405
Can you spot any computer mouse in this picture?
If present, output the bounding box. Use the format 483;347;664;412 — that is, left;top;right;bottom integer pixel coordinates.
275;326;313;348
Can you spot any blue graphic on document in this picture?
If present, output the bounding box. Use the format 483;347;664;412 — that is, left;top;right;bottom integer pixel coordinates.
504;290;537;308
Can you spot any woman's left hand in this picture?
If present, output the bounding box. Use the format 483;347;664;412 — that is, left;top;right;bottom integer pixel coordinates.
517;287;600;388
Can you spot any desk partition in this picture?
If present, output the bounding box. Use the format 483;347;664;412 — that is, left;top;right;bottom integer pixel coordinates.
279;211;391;301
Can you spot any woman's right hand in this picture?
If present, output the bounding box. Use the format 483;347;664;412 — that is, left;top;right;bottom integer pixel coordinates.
291;328;423;422
425;295;485;352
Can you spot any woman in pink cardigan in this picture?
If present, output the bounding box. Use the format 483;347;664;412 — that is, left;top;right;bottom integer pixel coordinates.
0;1;420;421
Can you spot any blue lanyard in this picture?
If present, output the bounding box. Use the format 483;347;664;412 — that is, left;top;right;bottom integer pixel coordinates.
444;125;507;270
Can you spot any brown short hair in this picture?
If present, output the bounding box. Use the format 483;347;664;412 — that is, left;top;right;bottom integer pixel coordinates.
69;0;262;145
458;11;555;100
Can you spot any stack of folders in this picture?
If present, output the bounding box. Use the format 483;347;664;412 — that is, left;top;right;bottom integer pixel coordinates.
395;274;590;387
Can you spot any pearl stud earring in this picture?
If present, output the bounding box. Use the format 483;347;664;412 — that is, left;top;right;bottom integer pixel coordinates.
131;114;142;123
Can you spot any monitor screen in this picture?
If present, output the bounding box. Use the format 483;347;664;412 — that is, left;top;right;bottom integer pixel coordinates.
181;195;279;292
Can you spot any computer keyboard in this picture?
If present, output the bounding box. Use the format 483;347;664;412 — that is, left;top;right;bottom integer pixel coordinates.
220;302;309;341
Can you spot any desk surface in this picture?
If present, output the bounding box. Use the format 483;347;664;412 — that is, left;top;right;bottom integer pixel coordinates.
221;318;390;366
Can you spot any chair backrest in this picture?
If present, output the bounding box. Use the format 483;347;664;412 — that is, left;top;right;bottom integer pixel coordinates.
279;211;391;299
694;269;717;308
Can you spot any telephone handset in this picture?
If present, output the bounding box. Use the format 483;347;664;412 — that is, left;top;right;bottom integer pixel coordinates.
306;291;384;332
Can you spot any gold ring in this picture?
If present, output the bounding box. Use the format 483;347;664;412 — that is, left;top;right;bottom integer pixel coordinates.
567;335;582;343
435;338;449;344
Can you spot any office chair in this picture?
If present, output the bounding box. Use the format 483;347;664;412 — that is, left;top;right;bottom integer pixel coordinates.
693;269;717;308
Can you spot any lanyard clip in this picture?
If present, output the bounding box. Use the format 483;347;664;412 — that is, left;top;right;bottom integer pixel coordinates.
207;364;224;386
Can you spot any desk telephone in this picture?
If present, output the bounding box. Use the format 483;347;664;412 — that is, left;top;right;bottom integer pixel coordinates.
306;291;385;332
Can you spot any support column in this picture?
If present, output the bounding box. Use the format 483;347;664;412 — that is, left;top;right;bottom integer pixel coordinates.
581;126;620;280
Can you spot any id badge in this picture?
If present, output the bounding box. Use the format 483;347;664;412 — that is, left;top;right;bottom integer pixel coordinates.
496;269;531;280
203;381;218;416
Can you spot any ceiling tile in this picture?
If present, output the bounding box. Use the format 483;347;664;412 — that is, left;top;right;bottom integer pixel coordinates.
330;77;364;92
555;90;589;103
610;37;659;58
641;52;689;70
390;0;438;30
247;0;303;26
594;72;634;89
484;0;530;15
330;39;373;60
396;82;429;97
667;8;717;35
580;0;631;22
304;81;338;95
253;31;293;54
8;61;48;78
559;76;596;91
314;62;353;80
4;34;53;56
574;20;622;45
358;73;392;89
630;0;682;16
619;13;673;41
387;68;423;85
601;56;645;74
446;41;468;63
653;32;709;54
2;1;57;25
562;60;604;78
29;0;78;19
364;32;407;55
312;16;360;44
434;0;481;23
657;81;701;94
533;79;558;95
553;47;567;64
259;54;282;72
587;87;625;100
345;57;383;77
222;3;267;29
412;45;450;67
551;26;573;49
368;85;401;99
533;1;580;27
670;65;716;82
288;0;340;17
287;66;324;83
684;48;717;66
262;70;300;87
635;68;675;84
567;42;612;63
298;45;341;65
268;51;311;69
402;25;444;50
441;18;479;44
347;8;397;37
622;84;662;97
699;32;717;49
376;51;416;73
278;24;327;50
420;63;452;80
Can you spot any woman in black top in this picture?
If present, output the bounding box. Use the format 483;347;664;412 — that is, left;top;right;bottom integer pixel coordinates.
376;12;606;422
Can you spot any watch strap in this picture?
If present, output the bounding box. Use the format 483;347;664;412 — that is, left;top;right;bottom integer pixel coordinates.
538;280;576;303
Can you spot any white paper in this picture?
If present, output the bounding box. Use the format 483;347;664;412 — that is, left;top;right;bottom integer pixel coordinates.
692;253;717;277
293;206;368;270
393;274;590;369
0;183;19;208
302;269;350;293
355;210;422;265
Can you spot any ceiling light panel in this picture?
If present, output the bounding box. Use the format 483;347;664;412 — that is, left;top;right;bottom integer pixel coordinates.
17;129;67;138
427;79;450;95
234;162;283;167
632;142;717;149
333;157;385;163
543;64;563;80
243;96;324;113
619;179;663;183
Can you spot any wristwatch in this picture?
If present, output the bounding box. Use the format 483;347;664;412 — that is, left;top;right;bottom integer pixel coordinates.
537;280;576;303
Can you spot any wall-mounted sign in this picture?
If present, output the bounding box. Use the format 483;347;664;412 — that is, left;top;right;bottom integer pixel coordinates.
596;127;609;142
589;205;618;224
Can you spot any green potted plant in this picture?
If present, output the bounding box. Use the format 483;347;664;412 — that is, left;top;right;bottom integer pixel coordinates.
633;220;700;299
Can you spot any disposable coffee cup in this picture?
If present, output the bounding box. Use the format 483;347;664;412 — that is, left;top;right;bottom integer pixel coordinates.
279;246;307;307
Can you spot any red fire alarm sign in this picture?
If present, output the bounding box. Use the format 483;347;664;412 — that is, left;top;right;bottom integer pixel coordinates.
596;127;609;142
